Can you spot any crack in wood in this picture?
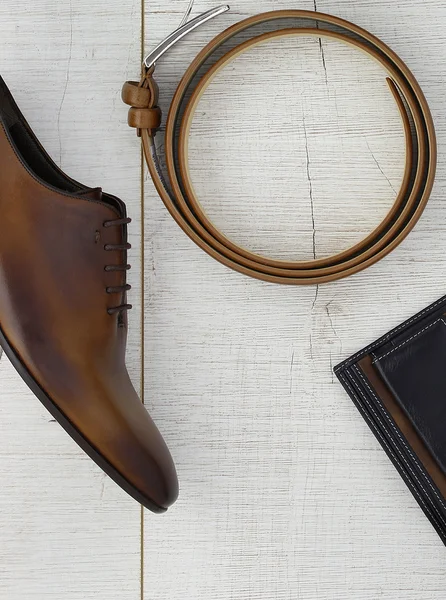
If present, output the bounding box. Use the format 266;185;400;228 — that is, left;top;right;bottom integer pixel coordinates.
302;113;317;260
313;0;328;86
366;138;398;194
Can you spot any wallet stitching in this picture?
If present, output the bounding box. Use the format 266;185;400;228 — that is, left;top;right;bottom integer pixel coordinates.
334;296;446;373
339;371;446;537
351;365;446;526
354;365;446;512
372;318;443;364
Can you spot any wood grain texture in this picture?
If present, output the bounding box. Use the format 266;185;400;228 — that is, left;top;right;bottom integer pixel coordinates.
0;1;142;598
2;0;446;598
143;2;446;599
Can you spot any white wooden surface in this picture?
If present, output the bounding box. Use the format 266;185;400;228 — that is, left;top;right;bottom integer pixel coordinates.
144;2;446;600
2;0;446;598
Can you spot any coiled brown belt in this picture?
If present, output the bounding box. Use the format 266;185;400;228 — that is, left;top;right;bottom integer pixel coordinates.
122;8;436;285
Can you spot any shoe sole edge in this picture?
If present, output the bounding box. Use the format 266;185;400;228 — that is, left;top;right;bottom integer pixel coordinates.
0;324;167;514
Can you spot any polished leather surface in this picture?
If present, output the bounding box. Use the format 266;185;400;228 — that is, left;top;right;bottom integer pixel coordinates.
123;10;436;284
0;76;178;511
335;297;446;545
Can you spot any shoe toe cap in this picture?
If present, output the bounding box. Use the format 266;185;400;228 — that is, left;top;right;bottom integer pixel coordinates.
113;403;179;511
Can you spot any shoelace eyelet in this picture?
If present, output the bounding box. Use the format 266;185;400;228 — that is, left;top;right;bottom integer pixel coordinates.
103;217;133;315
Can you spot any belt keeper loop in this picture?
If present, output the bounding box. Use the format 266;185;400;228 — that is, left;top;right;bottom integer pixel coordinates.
127;106;162;131
122;66;161;135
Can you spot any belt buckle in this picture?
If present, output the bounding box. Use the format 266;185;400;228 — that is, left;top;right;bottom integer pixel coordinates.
143;2;230;69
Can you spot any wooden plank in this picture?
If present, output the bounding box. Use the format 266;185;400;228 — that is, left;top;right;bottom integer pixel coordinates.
0;1;142;598
143;1;446;599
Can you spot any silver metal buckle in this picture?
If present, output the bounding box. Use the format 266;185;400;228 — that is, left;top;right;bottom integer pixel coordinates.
143;2;230;69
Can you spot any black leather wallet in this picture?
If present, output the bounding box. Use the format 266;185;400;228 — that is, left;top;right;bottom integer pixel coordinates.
335;295;446;545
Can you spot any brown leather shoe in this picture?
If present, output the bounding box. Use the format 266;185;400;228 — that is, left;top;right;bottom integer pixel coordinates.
0;76;178;512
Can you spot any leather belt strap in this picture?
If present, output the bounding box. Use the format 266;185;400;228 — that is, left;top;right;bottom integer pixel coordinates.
122;9;436;284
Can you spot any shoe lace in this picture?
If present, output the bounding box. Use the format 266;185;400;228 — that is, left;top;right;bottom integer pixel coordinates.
103;217;133;315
